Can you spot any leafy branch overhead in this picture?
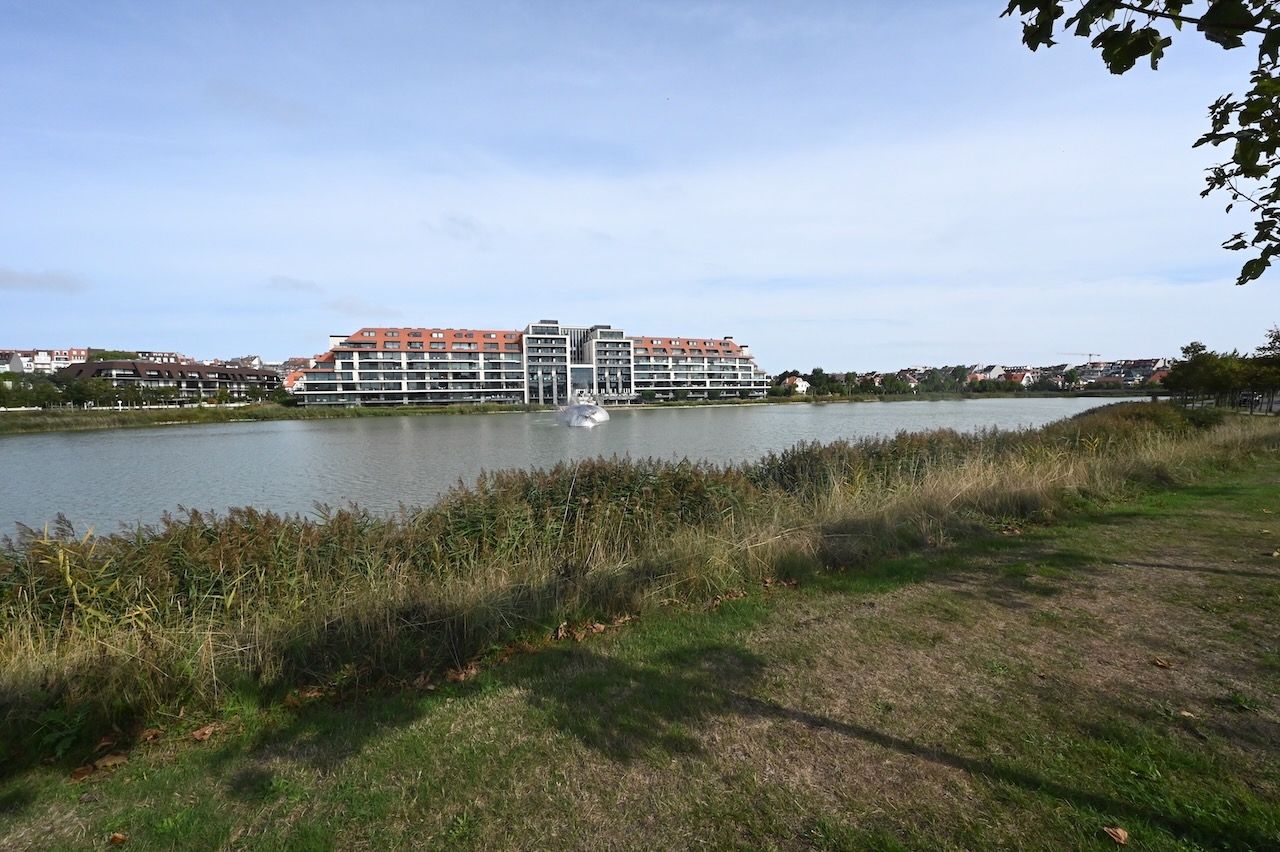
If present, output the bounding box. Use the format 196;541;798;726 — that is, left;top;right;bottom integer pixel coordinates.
1002;1;1280;285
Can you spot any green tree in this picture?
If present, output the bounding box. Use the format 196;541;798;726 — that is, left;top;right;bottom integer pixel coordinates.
1257;323;1280;356
880;375;912;395
1003;1;1280;285
33;382;62;408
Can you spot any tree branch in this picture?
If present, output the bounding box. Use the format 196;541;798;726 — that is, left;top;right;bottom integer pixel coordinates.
1110;1;1270;36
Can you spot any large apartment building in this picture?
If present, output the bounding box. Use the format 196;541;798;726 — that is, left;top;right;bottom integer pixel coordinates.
58;360;281;399
297;319;768;406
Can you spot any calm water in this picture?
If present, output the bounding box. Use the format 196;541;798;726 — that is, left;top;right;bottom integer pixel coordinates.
1;398;1120;534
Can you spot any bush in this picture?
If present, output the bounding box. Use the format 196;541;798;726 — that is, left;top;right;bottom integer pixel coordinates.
1184;406;1226;429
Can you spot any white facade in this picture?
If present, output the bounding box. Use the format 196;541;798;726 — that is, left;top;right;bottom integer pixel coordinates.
299;321;768;406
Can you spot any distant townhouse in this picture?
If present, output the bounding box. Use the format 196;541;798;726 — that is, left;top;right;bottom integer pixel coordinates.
297;319;768;407
0;347;89;373
132;350;196;365
782;376;810;394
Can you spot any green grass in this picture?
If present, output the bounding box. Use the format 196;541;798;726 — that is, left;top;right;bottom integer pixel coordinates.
0;401;557;436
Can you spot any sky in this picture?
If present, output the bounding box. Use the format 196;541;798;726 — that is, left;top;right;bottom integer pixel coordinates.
1;0;1276;372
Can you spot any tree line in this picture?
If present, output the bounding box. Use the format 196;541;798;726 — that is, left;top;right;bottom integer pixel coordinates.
1164;326;1280;410
769;366;1084;397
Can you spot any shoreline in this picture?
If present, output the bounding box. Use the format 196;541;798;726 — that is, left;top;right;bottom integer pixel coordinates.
0;390;1154;437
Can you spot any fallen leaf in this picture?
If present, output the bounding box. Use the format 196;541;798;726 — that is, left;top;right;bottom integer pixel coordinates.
139;728;163;742
190;724;219;742
445;664;478;683
94;735;116;753
109;832;128;845
1263;508;1272;514
610;613;635;626
1152;657;1173;669
588;623;605;635
69;765;95;782
94;753;128;770
552;622;569;641
78;791;101;803
1103;826;1129;845
1178;710;1197;719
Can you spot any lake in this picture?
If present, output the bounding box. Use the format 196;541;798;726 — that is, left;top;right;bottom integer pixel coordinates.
0;397;1122;534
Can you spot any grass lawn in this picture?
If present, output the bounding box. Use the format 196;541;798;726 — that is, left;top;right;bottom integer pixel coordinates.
2;453;1277;850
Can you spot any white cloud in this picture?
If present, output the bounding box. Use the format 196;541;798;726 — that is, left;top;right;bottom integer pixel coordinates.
0;266;87;293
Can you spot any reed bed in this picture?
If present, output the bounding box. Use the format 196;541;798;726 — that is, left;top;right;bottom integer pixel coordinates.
0;402;1274;762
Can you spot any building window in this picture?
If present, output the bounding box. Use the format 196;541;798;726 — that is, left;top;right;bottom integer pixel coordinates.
484;343;498;350
408;331;423;338
430;342;445;349
408;342;423;350
361;331;376;337
385;342;400;349
484;332;497;339
431;332;445;338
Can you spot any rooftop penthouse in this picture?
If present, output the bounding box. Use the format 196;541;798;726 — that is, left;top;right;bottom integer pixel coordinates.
297;320;769;407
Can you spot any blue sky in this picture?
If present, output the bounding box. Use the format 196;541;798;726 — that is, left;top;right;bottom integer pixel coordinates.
1;1;1275;371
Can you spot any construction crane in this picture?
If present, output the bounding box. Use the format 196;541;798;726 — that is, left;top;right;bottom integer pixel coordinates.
1059;351;1101;362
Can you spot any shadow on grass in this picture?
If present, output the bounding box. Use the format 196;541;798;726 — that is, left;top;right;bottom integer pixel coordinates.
512;642;1277;849
0;785;35;818
1109;560;1280;580
514;641;765;762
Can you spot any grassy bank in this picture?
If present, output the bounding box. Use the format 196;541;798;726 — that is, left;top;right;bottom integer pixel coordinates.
0;401;554;436
1;406;1277;849
0;390;1154;436
1;402;1276;771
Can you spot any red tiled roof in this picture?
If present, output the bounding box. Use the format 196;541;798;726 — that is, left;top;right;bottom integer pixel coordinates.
630;336;745;356
334;327;523;352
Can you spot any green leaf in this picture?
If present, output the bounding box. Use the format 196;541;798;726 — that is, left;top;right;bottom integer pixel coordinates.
1238;257;1269;284
1198;0;1258;50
